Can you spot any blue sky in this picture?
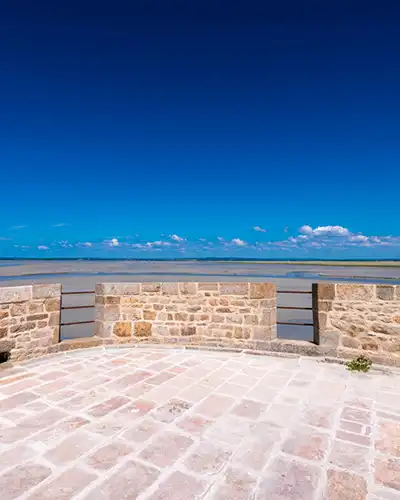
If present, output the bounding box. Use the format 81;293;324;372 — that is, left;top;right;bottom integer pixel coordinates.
1;1;399;259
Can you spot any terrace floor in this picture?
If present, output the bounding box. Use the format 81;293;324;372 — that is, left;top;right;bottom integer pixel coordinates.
0;347;399;500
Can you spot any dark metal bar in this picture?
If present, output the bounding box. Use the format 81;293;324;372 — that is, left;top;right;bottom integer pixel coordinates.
61;305;94;310
62;290;95;295
277;306;312;311
277;290;312;294
277;321;314;326
60;320;95;326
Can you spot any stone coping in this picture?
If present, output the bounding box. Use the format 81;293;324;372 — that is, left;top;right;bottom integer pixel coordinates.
1;338;400;374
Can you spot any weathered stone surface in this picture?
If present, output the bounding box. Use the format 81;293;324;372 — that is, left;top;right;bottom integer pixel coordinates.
135;322;152;337
143;310;156;320
32;284;61;299
336;284;374;301
161;283;179;295
113;322;132;337
375;457;400;491
142;283;161;293
44;298;60;312
377;286;395;301
325;469;368;500
198;283;219;291
219;283;249;296
317;283;336;300
179;282;198;295
249;283;275;299
316;282;400;364
0;286;31;304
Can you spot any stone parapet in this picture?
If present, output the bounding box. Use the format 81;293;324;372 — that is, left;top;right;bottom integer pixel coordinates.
94;282;277;348
0;284;61;362
313;283;400;363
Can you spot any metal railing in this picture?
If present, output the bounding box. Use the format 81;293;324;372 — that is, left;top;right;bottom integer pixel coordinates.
277;290;314;327
60;289;95;327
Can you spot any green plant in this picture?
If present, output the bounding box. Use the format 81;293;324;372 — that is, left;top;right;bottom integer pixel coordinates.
345;355;372;373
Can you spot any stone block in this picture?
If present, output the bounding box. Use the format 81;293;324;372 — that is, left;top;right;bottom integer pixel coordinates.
114;322;132;337
375;420;400;457
249;283;275;299
336;284;374;301
375;456;400;491
325;469;367;500
251;326;274;341
318;301;333;312
0;308;9;320
105;296;120;305
342;336;361;349
94;321;113;338
44;298;60;312
142;282;161;293
48;312;60;326
143;310;156;320
135;322;152;337
0;326;7;338
283;425;331;461
10;322;35;334
180;283;198;295
32;284;61;299
317;283;336;300
258;456;320;500
100;305;120;321
182;326;196;336
27;313;48;322
0;286;31;304
320;330;340;347
260;309;276;327
198;283;219;291
0;338;15;352
219;283;249;296
161;283;179;295
58;337;103;351
376;286;395;301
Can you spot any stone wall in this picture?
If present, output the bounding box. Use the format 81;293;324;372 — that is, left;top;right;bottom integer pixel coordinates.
314;283;400;364
94;282;277;349
0;284;61;362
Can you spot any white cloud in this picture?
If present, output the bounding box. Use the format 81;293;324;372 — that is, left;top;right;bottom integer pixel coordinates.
300;225;350;237
231;238;247;246
57;240;73;248
349;234;369;243
38;245;49;250
170;234;185;242
217;236;225;242
82;242;92;247
53;223;70;227
11;225;27;230
270;224;400;251
145;240;172;248
110;238;119;247
299;225;313;235
253;226;267;233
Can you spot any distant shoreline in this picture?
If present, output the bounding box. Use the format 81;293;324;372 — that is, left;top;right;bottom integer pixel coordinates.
1;258;400;267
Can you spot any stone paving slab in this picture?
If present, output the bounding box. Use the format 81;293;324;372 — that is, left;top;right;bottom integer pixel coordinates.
0;347;399;499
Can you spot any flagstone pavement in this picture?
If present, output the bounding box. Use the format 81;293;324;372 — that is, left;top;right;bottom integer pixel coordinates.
0;346;399;499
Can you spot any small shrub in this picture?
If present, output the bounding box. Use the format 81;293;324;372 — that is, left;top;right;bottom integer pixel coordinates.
346;355;372;373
